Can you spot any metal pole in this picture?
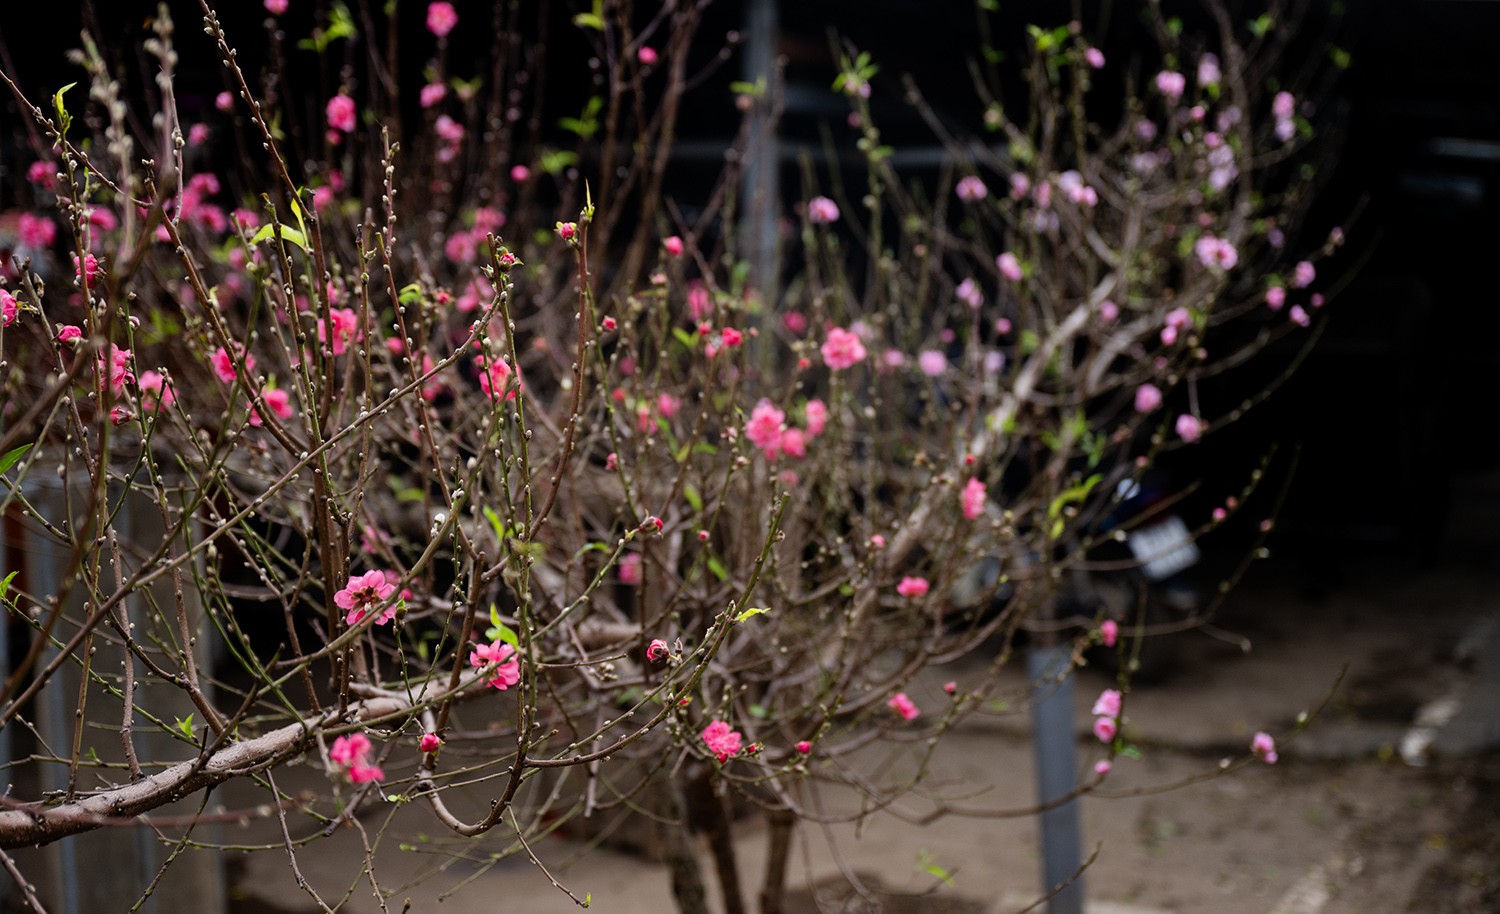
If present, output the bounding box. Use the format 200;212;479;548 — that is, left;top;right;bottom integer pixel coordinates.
740;0;779;305
1028;645;1085;914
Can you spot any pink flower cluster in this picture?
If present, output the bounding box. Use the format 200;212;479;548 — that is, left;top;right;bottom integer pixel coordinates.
896;576;929;599
807;196;840;225
955;175;988;202
335;569;398;626
330;733;383;784
820;327;867;371
744;398;829;462
1092;688;1121;743
1;290;18;327
702;720;743;762
426;1;458;37
469;640;521;690
1252;730;1278;764
962;477;987;520
887;692;920;722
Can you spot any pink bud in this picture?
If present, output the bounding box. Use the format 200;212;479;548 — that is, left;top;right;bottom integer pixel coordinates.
646;638;669;662
419;732;442;753
796;740;812;754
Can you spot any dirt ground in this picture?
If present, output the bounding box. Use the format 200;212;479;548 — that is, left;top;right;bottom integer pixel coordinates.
222;513;1500;914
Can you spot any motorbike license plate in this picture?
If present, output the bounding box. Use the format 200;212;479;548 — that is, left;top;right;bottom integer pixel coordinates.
1127;515;1200;581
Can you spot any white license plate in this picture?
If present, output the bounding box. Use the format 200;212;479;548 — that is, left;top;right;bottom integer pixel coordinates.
1127;515;1200;581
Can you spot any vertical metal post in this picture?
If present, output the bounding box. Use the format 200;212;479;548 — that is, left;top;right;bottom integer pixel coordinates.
1028;645;1085;914
740;0;780;305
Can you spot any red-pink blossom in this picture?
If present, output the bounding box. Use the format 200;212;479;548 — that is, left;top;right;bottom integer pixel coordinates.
806;196;840;225
745;400;787;458
887;692;920;721
1093;716;1117;743
468;640;521;690
795;740;812;754
57;324;83;344
1135;384;1163;413
955;175;988;202
319;307;361;356
896;577;930;599
419;732;442;753
210;346;254;385
820;327;867;371
264;0;288;14
1155;70;1186;100
18;213;55;249
420;83;447;108
996;252;1023;282
803;400;828;437
779;428;807;459
336;569;398;626
1175;413;1205;443
135;371;174;412
0;290;18;327
326;94;357;134
637;45;659;66
477;357;517;401
662;235;684;256
646;639;669;662
25;160;56;189
701;720;743;762
619;553;642;585
330;733;370;766
99;348;134;398
426;1;458;37
1100;619;1119;648
961;477;987;520
1085;47;1105;69
1252;731;1278;764
1092;689;1122;718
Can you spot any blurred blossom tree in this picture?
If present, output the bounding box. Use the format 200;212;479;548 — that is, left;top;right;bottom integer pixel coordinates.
0;0;1341;910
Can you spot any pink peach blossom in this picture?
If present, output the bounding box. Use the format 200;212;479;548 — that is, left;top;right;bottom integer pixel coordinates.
887;692;920;721
896;577;930;598
426;2;458;37
336;569;398;626
962;477;987;520
468;640;521;690
820;327;867;370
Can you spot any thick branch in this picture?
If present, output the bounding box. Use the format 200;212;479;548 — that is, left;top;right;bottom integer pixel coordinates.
0;696;406;850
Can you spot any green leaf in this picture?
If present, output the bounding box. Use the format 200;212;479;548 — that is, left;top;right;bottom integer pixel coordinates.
538;149;579;176
53;82;76;137
1328;46;1351;70
0;444;32;475
583;893;591;908
398;282;424;306
482;505;508;541
1248;14;1274;37
735;606;769;622
683;485;702;513
671;327;698;349
0;571;16;601
249;222;309;253
706;556;727;581
486;606;520;648
748;704;769;719
916;850;956;888
1047;473;1103;521
729;79;766;98
573;12;604;30
175;714;195;740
